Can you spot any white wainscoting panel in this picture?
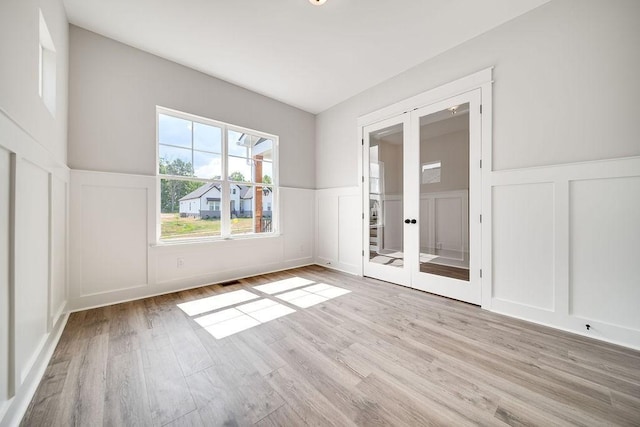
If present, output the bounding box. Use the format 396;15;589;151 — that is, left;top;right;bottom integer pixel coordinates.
316;195;338;264
486;157;640;349
0;106;70;427
70;171;154;306
69;174;315;310
14;159;50;385
338;194;361;268
50;177;67;328
282;188;315;262
315;187;360;274
492;183;555;311
569;176;640;331
0;147;10;406
435;198;463;253
419;190;469;254
80;185;149;295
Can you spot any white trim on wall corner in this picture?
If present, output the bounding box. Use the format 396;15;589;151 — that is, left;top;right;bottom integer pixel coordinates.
1;313;69;427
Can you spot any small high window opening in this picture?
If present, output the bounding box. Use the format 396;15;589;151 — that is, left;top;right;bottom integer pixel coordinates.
39;9;56;116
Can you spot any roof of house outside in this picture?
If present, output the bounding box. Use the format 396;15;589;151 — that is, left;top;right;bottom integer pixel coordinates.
179;183;218;201
180;183;271;202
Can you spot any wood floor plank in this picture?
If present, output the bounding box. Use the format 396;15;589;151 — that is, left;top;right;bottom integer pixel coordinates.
104;349;153;427
53;333;109;426
50;311;89;364
254;403;307;427
162;410;204;427
264;367;356;427
269;338;394;425
356;372;479;427
20;360;70;426
348;342;500;425
21;266;640;426
141;344;196;425
163;306;213;377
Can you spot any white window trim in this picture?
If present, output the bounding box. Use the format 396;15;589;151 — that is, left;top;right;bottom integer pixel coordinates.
156;106;279;244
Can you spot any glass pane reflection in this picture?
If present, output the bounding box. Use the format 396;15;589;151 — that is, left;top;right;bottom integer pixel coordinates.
368;123;404;268
418;103;470;281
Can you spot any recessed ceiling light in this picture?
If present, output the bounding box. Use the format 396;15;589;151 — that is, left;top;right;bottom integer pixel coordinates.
309;0;327;5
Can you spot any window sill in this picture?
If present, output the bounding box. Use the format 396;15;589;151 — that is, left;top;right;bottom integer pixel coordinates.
150;232;281;248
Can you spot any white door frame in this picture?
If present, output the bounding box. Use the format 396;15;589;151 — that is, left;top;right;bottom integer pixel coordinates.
357;68;493;308
408;89;482;305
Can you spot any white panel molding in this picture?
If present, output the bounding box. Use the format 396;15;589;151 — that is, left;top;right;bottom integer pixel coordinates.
0;147;12;420
484;156;640;350
14;158;51;387
492;182;555;312
0;313;68;427
314;186;360;275
570;176;640;331
281;187;315;262
0;109;69;181
69;170;154;302
420;190;469;255
50;177;68;329
0;110;70;426
69;171;316;310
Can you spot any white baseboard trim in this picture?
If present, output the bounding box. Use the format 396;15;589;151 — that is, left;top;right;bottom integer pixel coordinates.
488;306;640;352
313;260;360;276
68;259;315;313
0;311;69;427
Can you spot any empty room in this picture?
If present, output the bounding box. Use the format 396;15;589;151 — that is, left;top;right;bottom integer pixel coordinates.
1;0;639;425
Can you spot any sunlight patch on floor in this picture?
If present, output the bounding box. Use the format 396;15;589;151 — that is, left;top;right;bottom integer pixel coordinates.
179;277;351;339
177;289;259;316
253;277;315;294
276;283;351;308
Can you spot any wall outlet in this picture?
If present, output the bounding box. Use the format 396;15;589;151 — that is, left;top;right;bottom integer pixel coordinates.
299;244;304;254
437;242;443;250
177;257;184;268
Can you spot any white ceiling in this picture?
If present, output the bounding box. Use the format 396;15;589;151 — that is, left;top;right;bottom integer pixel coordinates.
63;0;550;114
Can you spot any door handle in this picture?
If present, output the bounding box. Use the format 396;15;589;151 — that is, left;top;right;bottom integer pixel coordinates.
404;219;410;224
411;219;417;224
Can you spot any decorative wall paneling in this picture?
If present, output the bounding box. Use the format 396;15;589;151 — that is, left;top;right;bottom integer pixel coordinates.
484;156;640;349
69;170;316;311
314;186;361;275
0;110;69;426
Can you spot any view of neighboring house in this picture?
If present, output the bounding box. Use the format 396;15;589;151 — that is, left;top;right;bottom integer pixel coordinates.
179;183;273;219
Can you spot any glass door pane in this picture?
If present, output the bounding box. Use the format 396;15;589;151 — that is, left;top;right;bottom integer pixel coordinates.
363;114;411;287
368;123;404;267
418;103;470;281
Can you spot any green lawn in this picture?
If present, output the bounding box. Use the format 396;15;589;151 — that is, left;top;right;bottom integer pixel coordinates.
161;213;256;239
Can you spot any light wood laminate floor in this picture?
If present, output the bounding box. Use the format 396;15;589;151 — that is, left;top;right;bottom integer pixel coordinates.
22;265;640;426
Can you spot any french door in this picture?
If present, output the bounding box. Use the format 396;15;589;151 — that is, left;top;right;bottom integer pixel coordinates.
363;90;482;305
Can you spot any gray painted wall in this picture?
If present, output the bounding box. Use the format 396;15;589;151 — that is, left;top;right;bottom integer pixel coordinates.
316;0;640;188
68;26;316;189
0;0;69;163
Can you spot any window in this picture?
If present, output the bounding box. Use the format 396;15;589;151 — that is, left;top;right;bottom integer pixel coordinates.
39;9;56;116
158;107;277;241
421;161;442;184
